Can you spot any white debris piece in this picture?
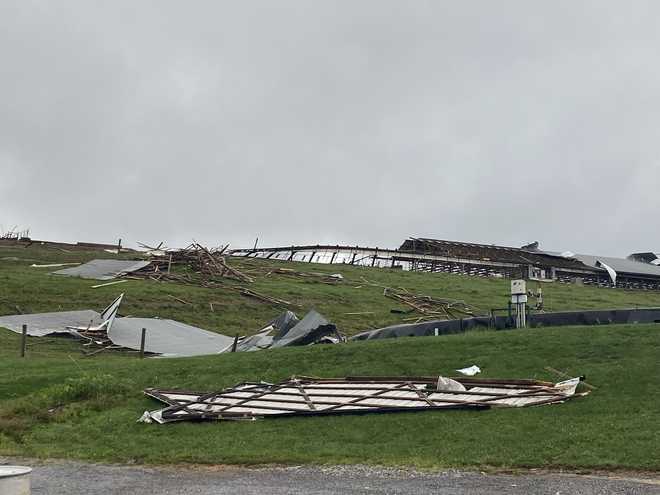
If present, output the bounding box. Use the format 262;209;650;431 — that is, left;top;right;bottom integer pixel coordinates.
456;365;481;376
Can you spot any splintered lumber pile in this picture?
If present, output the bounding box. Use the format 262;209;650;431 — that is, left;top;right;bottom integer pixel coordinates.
180;243;253;283
383;287;479;320
128;243;298;308
130;242;253;284
169;243;253;283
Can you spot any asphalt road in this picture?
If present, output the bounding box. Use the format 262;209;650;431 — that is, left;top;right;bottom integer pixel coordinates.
5;459;660;494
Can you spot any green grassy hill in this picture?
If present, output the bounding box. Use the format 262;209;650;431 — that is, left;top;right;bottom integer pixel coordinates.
2;244;660;336
1;244;659;470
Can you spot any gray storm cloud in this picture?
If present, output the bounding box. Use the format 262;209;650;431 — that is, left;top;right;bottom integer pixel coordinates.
1;1;658;256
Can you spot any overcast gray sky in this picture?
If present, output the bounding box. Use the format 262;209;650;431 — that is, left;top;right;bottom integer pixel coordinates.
1;1;658;255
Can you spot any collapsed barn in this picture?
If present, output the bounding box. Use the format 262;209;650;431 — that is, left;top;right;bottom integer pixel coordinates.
232;237;660;290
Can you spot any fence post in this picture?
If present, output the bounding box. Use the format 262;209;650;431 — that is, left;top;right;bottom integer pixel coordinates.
20;324;27;357
231;334;239;353
139;328;146;359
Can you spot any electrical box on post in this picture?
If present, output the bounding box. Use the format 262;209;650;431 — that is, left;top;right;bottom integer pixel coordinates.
511;279;526;296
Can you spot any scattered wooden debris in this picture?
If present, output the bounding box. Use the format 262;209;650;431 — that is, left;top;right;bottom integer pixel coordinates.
544;366;597;390
166;294;192;305
382;287;479;320
236;287;294;307
263;267;344;284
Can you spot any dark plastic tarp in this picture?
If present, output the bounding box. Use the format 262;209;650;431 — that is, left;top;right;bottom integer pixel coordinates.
351;308;660;341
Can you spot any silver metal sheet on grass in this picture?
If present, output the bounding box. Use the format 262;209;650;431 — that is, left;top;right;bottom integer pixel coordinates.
236;327;275;352
53;259;151;280
108;318;235;357
0;310;103;337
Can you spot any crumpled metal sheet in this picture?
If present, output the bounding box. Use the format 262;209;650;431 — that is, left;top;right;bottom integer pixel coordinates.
53;259;151;280
270;310;337;348
108;317;235;357
0;294;125;337
238;310;339;351
270;310;300;339
235;310;300;352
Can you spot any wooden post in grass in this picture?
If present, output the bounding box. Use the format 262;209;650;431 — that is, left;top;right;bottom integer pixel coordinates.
167;254;172;274
20;324;27;357
139;328;147;359
231;334;239;353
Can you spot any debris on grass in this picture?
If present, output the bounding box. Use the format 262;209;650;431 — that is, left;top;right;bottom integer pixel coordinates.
31;262;81;268
262;267;345;284
236;287;295;307
53;259;152;280
133;242;252;284
456;365;481;376
382;287;480;320
544;366;598;390
107;317;235;357
270;310;342;348
91;280;127;289
0;295;342;357
139;374;587;424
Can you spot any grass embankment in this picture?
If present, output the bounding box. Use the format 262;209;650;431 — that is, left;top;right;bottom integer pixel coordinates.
0;244;659;470
0;324;659;470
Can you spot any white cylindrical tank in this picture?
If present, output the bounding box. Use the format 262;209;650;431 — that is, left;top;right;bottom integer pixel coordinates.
0;466;32;495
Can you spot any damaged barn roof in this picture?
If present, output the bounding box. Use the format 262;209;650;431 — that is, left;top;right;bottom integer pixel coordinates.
139;375;586;424
556;252;660;278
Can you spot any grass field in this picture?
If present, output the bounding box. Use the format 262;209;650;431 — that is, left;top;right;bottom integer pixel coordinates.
1;244;659;470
